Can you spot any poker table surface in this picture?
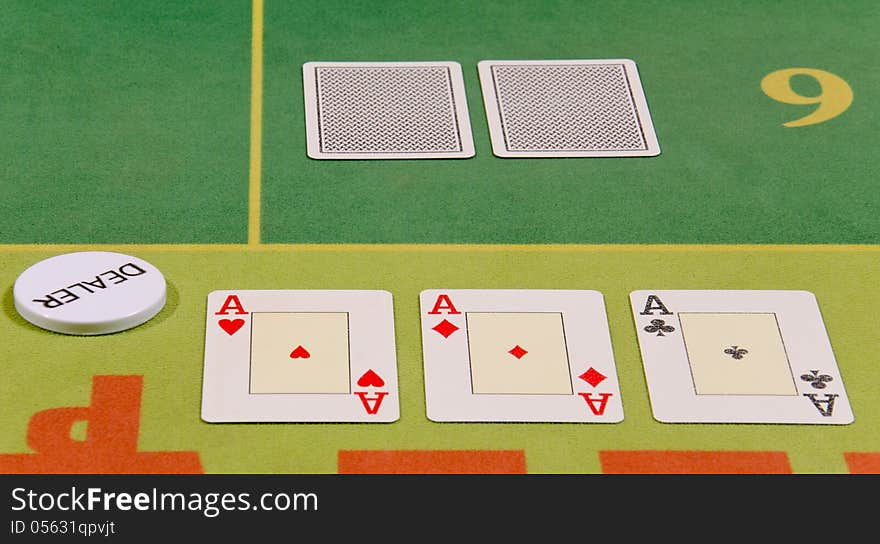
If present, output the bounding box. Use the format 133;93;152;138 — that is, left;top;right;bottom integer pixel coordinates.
2;0;878;475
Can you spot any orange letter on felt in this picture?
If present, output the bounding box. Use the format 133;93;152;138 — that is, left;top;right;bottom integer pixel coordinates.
0;375;202;474
599;450;792;474
338;450;526;474
844;453;880;474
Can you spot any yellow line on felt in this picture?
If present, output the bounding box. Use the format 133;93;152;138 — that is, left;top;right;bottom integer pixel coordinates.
1;244;879;252
247;0;264;245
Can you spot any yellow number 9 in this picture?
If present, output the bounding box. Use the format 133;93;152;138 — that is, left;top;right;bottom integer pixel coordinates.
760;68;853;127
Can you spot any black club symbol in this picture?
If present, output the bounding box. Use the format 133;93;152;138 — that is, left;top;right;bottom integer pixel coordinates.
723;346;748;360
800;370;833;389
644;319;675;336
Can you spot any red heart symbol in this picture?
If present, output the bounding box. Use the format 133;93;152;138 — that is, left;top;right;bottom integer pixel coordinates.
218;318;245;336
289;345;310;359
356;369;384;387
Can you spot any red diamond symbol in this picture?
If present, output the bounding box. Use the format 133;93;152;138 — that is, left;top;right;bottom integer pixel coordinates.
432;319;459;338
579;367;607;387
508;345;528;359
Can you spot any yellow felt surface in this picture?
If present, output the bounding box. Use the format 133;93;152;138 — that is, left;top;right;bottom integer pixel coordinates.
1;246;878;473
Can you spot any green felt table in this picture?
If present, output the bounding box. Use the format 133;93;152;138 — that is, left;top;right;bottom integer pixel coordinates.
1;0;878;474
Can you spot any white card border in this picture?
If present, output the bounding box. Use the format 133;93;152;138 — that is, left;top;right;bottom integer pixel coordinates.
302;61;476;160
630;290;854;424
201;290;400;423
420;289;624;423
477;58;661;158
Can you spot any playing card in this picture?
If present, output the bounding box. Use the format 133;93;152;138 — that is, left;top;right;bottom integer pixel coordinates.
420;289;623;422
477;59;660;158
630;290;854;424
302;61;475;159
201;290;399;422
